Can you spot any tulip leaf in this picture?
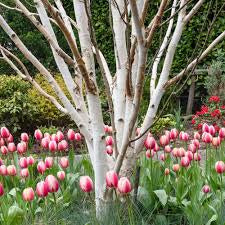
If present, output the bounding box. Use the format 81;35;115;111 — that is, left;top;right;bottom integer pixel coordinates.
8;205;24;222
206;215;217;225
154;189;168;206
8;188;20;197
35;207;43;215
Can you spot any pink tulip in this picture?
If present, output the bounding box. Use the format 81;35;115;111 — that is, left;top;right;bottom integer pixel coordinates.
194;153;202;161
105;136;114;146
7;165;16;176
0;146;8;155
188;143;196;153
164;145;171;153
117;177;132;194
21;133;29;142
0;138;4;146
7;134;13;143
194;132;201;140
22;187;35;202
8;142;16;153
215;161;225;174
164;130;170;140
202;132;212;143
59;157;69;169
45;157;54;169
17;142;26;154
202;123;209;133
104;125;110;133
185;151;193;161
170;128;178;140
179;131;189;141
177;147;186;158
57;171;66;181
219;128;225;139
164;168;170;176
209;125;216;136
27;156;35;166
56;131;64;142
51;134;59;143
172;148;179;157
172;164;180;172
60;140;68;150
79;176;93;192
202;185;210;194
0;165;7;176
20;168;29;178
146;149;155;158
75;133;82;141
154;143;160;152
67;129;75;141
44;132;51;138
0;183;4;196
36;181;48;198
37;161;46;174
160;154;167;161
19;157;28;168
144;136;156;149
212;137;221;147
49;140;57;152
106;170;118;188
180;156;190;168
41;137;50;149
45;175;59;193
0;127;10;138
191;139;200;149
34;129;43;140
106;145;113;156
159;135;169;146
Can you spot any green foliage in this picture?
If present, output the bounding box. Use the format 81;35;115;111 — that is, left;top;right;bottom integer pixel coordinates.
151;117;175;135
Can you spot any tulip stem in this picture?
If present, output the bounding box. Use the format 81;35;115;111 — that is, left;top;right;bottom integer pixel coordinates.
29;202;34;225
53;193;58;225
220;174;223;217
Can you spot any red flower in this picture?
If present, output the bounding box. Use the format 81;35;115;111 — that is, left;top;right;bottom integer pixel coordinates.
192;119;196;124
197;123;203;130
209;96;220;103
211;109;221;118
221;105;225;109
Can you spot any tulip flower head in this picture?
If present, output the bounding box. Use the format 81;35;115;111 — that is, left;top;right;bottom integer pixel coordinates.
56;131;64;142
49;140;57;152
75;133;82;141
180;156;190;168
170;128;178;140
7;165;16;176
45;175;59;193
36;181;48;198
45;157;54;169
106;145;113;156
146;149;155;158
106;170;118;188
67;129;75;141
219;128;225;139
105;136;114;146
172;164;180;172
41;137;50;149
159;135;169;146
0;165;7;176
202;185;210;194
19;157;28;168
117;177;132;194
21;133;29;142
17;142;26;154
22;187;35;202
0;183;4;196
34;129;43;140
37;161;46;174
215;161;225;174
20;168;29;178
0;127;10;138
57;171;66;181
79;176;93;193
8;142;16;153
27;156;35;166
164;168;170;176
0;146;8;155
144;136;156;149
59;157;69;169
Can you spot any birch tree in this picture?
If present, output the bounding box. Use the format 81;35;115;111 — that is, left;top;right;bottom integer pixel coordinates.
0;0;225;219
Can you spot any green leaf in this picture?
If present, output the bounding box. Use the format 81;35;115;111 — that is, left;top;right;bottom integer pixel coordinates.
206;215;217;225
154;189;168;206
154;215;167;225
8;205;24;218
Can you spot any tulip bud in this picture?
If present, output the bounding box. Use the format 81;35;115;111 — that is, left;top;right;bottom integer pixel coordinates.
202;185;210;194
44;132;51;138
0;146;8;155
185;151;193;161
7;165;16;176
154;143;160;152
219;128;225;139
67;129;75;141
160;154;167;161
0;165;7;176
45;157;54;169
56;131;64;142
27;156;35;166
164;168;170;176
159;135;169;146
191;139;200;149
194;153;202;161
188;143;196;153
19;157;28;168
22;187;35;202
60;140;68;151
105;136;114;146
34;129;43;140
170;128;178;140
179;131;189;141
172;164;180;172
75;133;82;141
180;156;190;167
17;142;26;154
7;134;13;143
117;177;132;194
177;147;186;158
41;137;50;149
20;168;29;178
0;183;4;196
146;149;155;158
51;134;59;143
202;123;209;133
106;145;113;156
0;127;10;138
59;157;69;169
79;176;93;192
57;171;66;181
194;132;201;140
202;132;212;143
37;161;46;174
21;133;29;142
106;170;118;188
45;175;59;193
104;125;110;133
36;181;48;198
215;161;225;174
172;147;179;157
209;125;216;136
8;142;16;153
49;140;57;152
144;136;156;149
212;137;221;147
0;138;4;147
164;145;171;153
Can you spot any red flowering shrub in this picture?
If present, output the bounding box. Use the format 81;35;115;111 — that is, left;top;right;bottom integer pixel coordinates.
193;96;225;133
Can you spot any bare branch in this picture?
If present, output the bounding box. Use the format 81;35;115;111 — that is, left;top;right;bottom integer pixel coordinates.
164;30;225;88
